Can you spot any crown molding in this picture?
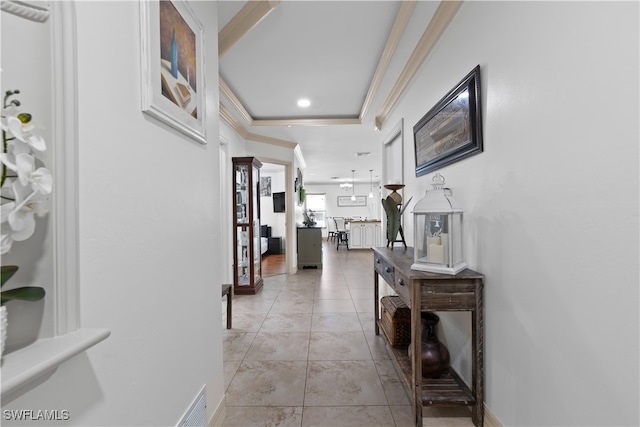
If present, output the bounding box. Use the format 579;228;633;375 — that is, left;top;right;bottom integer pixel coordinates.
375;0;463;130
360;0;415;123
219;77;253;125
219;0;459;132
218;0;415;128
246;132;297;149
219;79;362;127
219;104;298;150
252;117;362;127
219;104;249;138
219;0;280;57
219;104;307;168
294;145;307;170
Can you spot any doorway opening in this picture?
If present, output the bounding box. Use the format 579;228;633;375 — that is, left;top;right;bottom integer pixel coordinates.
259;162;287;277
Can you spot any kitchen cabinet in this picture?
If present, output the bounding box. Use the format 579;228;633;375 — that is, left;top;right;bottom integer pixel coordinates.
349;220;382;249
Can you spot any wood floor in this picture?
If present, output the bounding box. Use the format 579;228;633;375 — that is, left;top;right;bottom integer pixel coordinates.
262;253;286;277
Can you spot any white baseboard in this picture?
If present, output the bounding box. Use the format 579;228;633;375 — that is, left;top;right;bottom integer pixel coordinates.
207;396;226;427
483;403;503;427
462;403;502;427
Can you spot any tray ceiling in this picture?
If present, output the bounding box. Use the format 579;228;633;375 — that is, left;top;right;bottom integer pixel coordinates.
217;1;460;184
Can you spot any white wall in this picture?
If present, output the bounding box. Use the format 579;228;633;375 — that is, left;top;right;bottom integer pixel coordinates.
2;2;225;425
383;2;638;426
260;167;286;241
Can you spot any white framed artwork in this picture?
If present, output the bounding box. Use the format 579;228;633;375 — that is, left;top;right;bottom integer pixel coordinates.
140;0;206;143
337;196;367;207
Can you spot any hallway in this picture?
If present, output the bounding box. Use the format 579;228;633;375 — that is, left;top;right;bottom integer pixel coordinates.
221;241;473;427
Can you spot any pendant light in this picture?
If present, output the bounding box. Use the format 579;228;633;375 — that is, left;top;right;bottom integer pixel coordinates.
368;169;374;198
351;170;356;201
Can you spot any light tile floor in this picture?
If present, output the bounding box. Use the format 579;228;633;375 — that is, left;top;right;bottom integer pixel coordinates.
222;241;474;427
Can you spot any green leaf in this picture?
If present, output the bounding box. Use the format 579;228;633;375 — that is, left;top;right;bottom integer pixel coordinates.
1;286;45;305
1;265;19;288
382;196;401;242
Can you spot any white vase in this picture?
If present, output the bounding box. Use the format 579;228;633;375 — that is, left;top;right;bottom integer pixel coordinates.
1;305;7;358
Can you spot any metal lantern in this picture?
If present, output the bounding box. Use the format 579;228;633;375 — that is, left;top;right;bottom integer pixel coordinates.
411;173;466;275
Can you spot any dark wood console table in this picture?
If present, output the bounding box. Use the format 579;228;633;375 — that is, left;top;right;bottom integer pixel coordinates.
373;247;484;427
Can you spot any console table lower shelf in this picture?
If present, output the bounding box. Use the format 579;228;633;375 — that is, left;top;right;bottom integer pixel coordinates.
378;322;475;406
373;246;484;427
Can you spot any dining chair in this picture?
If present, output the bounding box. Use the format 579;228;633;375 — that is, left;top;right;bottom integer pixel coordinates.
334;217;349;250
327;217;336;241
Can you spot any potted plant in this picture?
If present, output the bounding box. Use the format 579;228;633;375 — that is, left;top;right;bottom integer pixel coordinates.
1;90;50;356
303;209;316;227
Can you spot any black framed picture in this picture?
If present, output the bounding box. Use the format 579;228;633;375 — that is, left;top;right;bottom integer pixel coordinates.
413;65;483;177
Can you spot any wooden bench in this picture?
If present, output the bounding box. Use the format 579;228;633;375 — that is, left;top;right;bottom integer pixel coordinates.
221;284;232;329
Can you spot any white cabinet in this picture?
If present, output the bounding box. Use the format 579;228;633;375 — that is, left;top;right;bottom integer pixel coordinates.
349;221;382;249
350;224;363;247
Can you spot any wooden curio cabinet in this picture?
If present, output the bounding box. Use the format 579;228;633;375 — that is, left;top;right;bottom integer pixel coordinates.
232;157;263;295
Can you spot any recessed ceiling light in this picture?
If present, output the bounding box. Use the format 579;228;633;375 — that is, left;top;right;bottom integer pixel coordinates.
297;99;311;108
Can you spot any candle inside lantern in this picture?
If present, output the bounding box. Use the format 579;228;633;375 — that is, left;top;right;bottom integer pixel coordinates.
429;243;445;264
427;236;441;247
426;235;443;263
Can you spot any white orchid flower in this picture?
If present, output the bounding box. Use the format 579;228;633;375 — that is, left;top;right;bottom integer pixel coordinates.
1;232;14;255
0;151;17;172
1;152;52;195
1;118;47;165
12;179;48;214
1;200;15;225
16;153;52;195
0;202;19;253
3;180;50;244
0;92;51;260
1;107;46;152
8;208;36;242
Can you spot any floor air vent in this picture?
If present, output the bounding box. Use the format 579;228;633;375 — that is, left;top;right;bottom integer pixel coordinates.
178;386;206;427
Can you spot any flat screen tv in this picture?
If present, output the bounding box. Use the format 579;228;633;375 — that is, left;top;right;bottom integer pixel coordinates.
273;192;285;213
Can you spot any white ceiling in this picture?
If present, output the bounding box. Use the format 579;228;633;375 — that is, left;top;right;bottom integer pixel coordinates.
217;1;449;184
